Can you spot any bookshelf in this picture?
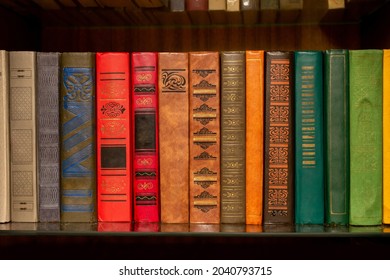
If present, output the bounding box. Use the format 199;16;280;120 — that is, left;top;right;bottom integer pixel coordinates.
1;0;390;259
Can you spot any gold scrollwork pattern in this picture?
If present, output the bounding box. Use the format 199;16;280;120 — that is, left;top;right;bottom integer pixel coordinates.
136;73;152;82
137;158;153;166
137;182;153;190
136;97;153;106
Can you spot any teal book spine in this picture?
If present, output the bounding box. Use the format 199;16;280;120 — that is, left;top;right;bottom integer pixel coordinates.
324;50;350;225
349;50;383;226
294;51;324;225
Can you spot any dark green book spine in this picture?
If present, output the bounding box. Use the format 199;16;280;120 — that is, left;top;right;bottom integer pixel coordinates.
349;50;383;226
324;50;350;225
294;51;324;225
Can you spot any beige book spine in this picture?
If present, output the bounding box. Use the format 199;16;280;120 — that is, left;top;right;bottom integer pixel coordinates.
9;51;38;222
0;50;10;223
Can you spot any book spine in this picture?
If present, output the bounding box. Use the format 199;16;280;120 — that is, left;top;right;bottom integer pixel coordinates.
227;0;241;11
324;49;349;225
294;51;324;225
186;0;208;10
60;52;96;223
263;51;294;225
96;52;131;222
384;49;390;224
37;52;61;222
245;50;264;225
131;52;160;223
189;52;220;223
0;50;10;223
349;50;383;226
186;0;211;24
9;51;38;222
241;0;260;10
221;51;246;224
158;52;189;223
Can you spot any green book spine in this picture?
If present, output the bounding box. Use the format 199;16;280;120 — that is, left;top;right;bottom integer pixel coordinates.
349;50;383;226
294;51;324;225
324;50;350;225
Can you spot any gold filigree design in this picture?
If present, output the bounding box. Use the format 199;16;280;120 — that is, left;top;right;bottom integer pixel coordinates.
136;97;153;106
101;179;126;193
137;158;153;166
136;73;152;82
101;121;126;136
137;182;153;190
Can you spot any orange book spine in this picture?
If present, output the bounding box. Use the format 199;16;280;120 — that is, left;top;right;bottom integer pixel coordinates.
245;50;264;225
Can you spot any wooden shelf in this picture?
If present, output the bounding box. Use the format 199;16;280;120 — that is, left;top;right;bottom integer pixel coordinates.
1;223;390;259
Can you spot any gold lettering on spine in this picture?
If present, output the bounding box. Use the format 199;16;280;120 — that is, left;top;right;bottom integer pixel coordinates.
301;65;316;168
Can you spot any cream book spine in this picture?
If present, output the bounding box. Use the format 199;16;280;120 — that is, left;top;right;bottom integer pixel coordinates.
9;51;38;222
0;50;10;223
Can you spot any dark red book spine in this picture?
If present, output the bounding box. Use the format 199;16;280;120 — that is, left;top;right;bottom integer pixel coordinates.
131;52;160;222
96;52;132;222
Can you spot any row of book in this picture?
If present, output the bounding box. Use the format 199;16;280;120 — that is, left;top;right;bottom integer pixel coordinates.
27;0;357;27
0;49;388;227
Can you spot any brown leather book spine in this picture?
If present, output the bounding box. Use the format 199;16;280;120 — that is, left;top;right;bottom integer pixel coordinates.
245;50;264;225
220;51;246;224
263;51;294;224
189;52;220;224
158;52;189;223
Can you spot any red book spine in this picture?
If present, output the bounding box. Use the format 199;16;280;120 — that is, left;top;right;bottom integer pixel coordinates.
96;52;132;222
131;52;160;222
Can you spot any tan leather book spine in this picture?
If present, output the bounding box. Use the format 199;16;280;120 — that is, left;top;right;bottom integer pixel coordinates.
245;50;264;225
9;51;38;222
221;51;246;224
189;52;220;224
158;52;189;223
0;50;10;223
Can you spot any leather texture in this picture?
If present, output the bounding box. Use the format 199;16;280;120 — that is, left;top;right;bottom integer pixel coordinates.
349;50;383;226
189;52;220;224
60;52;96;223
9;51;38;222
294;51;324;225
384;49;390;224
263;51;294;225
132;52;160;223
245;50;264;225
158;52;189;223
37;52;61;222
220;51;246;224
0;50;10;223
96;52;131;222
324;49;350;225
